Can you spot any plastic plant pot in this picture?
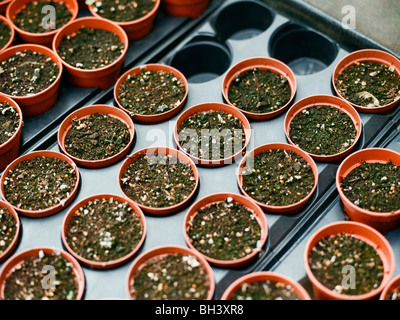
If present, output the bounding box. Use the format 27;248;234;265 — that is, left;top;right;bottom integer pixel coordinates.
118;146;199;216
0;150;80;218
0;0;11;13
336;148;400;232
221;271;311;300
0;200;20;263
284;94;362;163
0;14;14;53
6;0;79;47
0;43;63;117
58;104;135;168
304;221;395;300
183;192;268;268
0;247;85;300
237;143;318;215
126;245;215;300
52;17;128;90
88;0;160;41
114;63;188;124
0;94;23;172
380;274;400;300
332;49;400;114
61;193;147;270
173;102;251;167
222;56;297;121
162;0;210;19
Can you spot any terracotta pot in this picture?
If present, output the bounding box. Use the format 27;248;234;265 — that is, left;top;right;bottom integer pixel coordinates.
88;0;160;41
58;104;135;168
114;63;188;124
162;0;210;19
237;143;318;215
332;49;400;114
0;94;23;171
118;146;199;215
183;192;268;268
52;17;128;90
0;247;85;300
126;245;215;300
0;200;20;263
222;56;297;121
304;221;395;300
0;0;11;13
6;0;78;47
0;150;80;218
221;271;311;300
61;193;147;270
174;102;251;167
0;43;63;116
0;14;14;52
284;94;362;163
380;274;400;300
336;148;400;232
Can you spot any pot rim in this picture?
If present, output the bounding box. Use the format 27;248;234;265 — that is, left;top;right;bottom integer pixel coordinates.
380;274;400;300
0;200;21;263
0;14;14;52
0;94;23;151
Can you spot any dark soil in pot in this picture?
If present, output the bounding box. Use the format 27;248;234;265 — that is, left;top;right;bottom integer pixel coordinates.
241;149;315;206
335;61;400;108
0;50;59;96
340;161;400;213
228;280;301;300
228;67;292;114
0;207;17;257
0;19;11;49
384;287;400;300
0;101;20;145
308;232;384;296
288;105;357;156
56;26;125;70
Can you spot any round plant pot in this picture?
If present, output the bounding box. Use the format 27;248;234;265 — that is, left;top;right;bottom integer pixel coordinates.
58;104;135;168
126;245;215;300
284;94;362;162
61;193;147;270
221;271;311;300
118;146;199;215
114;63;188;124
0;200;20;263
332;49;400;114
336;148;400;232
0;247;85;300
304;221;395;300
380;274;400;300
0;0;11;13
162;0;210;19
6;0;78;47
88;0;160;41
174;102;251;167
237;143;318;215
0;94;23;172
183;192;268;268
0;43;63;116
0;14;14;53
222;56;297;121
0;150;80;218
52;17;128;90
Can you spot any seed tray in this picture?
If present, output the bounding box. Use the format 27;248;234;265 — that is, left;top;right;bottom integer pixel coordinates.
1;0;400;300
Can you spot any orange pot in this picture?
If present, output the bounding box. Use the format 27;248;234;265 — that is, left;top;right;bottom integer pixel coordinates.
162;0;210;19
0;150;80;218
0;200;20;263
114;63;188;124
332;49;400;114
237;143;319;215
284;95;362;163
0;43;63;116
221;271;311;300
222;56;297;121
52;17;128;90
58;104;135;168
304;221;395;300
174;102;251;167
61;193;147;270
6;0;78;47
0;14;14;52
336;148;400;232
88;0;160;41
183;192;268;268
0;94;23;171
0;247;86;300
126;245;215;300
380;274;400;300
0;0;11;13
